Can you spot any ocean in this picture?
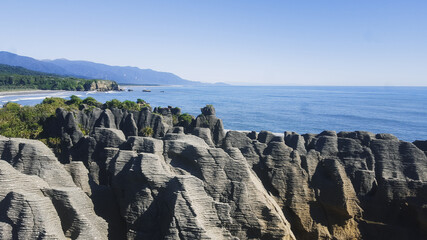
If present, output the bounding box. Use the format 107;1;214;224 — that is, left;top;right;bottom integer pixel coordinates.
1;86;426;142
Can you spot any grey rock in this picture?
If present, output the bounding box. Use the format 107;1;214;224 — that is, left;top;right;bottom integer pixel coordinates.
284;131;307;154
171;126;184;134
337;131;375;146
413;140;427;153
192;127;215;147
0;137;76;188
95;109;117;129
0;160;66;239
271;135;284;142
314;135;338;156
200;105;215;115
312;158;362;220
257;130;276;144
92;127;126;148
319;130;337;137
194;105;225;147
43;187;108;239
0;137;108;239
164;133;295;239
375;133;399;141
64;161;92;196
122;136;164;155
2;104;427;240
247;131;257;140
302;133;318;150
121;113;138;137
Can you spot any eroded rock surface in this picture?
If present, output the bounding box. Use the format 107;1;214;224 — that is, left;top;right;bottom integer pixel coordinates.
0;105;426;240
0;137;108;239
225;130;427;240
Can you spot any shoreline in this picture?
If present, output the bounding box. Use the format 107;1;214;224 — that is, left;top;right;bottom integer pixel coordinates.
0;89;66;97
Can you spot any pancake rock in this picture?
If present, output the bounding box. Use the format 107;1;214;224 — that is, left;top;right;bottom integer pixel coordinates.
0;105;426;240
0;137;108;239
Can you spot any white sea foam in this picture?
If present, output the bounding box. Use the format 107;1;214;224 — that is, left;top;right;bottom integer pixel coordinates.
10;96;52;102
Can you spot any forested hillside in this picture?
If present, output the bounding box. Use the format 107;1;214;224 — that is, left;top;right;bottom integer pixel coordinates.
0;64;118;91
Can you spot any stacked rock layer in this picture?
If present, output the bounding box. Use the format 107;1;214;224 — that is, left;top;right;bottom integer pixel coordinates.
0;105;426;239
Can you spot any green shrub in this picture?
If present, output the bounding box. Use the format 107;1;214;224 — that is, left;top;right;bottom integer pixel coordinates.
42;97;66;106
172;115;178;125
140;126;154;137
137;99;146;104
0;97;72;139
140;103;152;111
179;113;193;125
104;99;144;111
82;97;101;107
66;95;82;105
105;99;122;109
3;102;21;111
0;104;43;138
122;100;140;111
78;124;89;135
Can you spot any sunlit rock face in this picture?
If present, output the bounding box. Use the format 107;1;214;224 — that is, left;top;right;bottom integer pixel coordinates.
0;105;426;240
225;130;427;240
0;137;108;240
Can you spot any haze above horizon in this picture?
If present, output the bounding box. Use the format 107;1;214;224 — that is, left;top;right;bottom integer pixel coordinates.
1;0;426;86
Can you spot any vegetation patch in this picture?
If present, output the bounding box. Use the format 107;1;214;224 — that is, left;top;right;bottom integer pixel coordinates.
140;126;154;137
0;64;118;91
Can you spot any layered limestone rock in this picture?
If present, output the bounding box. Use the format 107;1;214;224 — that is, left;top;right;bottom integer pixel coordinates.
194;105;226;147
50;106;173;163
0;137;108;239
225;130;427;240
0;160;66;240
1;104;426;240
102;132;295;239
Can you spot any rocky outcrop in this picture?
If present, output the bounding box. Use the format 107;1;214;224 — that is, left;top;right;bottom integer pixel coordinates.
0;160;66;239
0;137;108;239
87;80;119;91
50;106;173;164
224;130;427;240
1;104;426;240
104;132;295;239
194;105;225;147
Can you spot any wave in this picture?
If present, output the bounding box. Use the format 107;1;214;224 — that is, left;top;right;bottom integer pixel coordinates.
224;129;283;136
2;96;52;102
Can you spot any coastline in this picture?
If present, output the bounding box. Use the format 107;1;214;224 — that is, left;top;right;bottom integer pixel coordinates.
0;89;66;97
1;86;426;142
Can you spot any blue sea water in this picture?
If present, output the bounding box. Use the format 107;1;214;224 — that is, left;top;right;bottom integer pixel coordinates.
1;86;426;142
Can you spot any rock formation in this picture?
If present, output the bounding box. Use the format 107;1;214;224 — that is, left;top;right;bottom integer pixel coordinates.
0;136;108;239
87;80;119;91
0;105;426;239
224;130;427;240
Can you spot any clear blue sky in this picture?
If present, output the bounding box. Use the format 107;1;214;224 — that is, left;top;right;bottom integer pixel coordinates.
1;0;426;85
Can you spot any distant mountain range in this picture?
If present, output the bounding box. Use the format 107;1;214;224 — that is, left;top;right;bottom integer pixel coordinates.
0;51;202;85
